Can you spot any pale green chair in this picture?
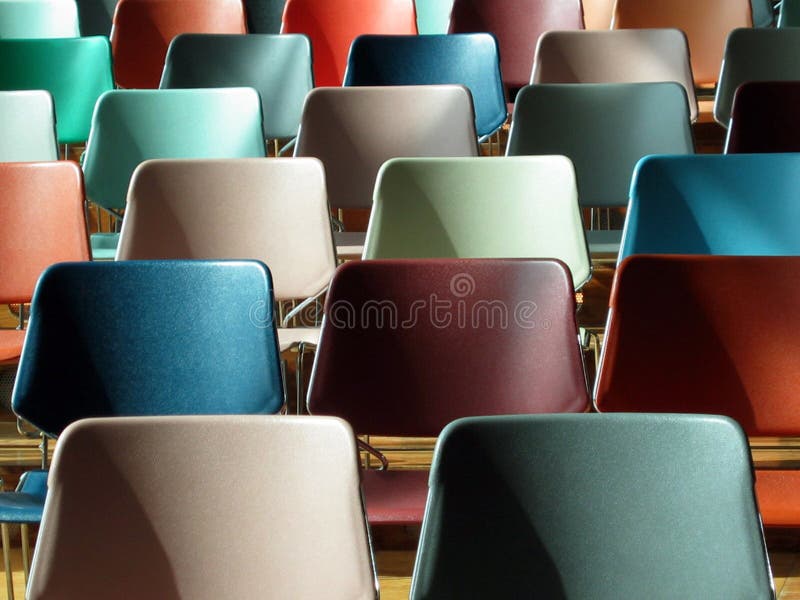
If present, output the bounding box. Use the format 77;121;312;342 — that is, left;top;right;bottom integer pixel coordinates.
0;0;80;38
0;91;58;162
415;0;454;33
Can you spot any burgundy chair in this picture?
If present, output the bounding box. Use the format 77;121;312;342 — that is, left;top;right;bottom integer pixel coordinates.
725;81;800;154
307;258;590;525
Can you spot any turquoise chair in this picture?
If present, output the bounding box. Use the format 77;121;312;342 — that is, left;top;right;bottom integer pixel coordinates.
0;37;114;144
0;0;80;38
620;153;800;261
415;0;454;33
779;0;800;26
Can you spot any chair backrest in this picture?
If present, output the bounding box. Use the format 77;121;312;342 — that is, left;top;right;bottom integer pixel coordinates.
75;0;118;35
117;158;336;301
753;0;775;26
307;259;589;437
532;29;698;122
620;153;800;260
449;0;584;92
411;413;773;599
0;162;90;304
415;0;453;33
0;90;58;162
0;0;80;38
715;28;800;128
506;82;694;209
611;0;752;88
280;0;417;87
726;81;800;153
27;415;376;600
243;0;285;32
0;37;114;144
12;260;284;437
779;0;800;26
343;33;506;138
82;88;266;211
365;156;591;290
161;33;312;140
582;0;614;29
110;0;247;89
294;85;478;211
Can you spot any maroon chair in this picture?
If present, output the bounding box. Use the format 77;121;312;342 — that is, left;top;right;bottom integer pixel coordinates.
725;81;800;153
307;258;590;525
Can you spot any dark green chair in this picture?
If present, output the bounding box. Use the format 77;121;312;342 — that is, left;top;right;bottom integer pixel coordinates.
243;0;285;32
779;0;800;26
411;413;774;600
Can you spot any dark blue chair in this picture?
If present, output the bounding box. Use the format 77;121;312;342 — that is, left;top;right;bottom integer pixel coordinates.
343;33;507;140
619;153;800;262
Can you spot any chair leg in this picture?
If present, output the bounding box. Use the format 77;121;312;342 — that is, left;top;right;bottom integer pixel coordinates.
20;524;30;585
2;523;14;600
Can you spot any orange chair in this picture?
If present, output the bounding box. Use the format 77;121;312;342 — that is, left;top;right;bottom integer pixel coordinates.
611;0;752;88
595;255;800;528
110;0;247;89
0;162;91;367
280;0;417;87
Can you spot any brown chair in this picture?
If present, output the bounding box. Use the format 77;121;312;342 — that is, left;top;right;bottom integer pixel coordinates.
726;81;800;153
595;254;800;528
307;258;590;525
27;415;378;599
110;0;247;89
611;0;752;88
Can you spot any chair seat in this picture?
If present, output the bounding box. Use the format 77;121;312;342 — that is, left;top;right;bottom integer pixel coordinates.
277;327;320;352
0;329;25;362
362;469;429;525
90;232;119;261
585;228;622;258
755;469;800;527
334;231;366;258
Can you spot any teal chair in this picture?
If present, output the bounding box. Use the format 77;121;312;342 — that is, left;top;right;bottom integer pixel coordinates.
75;0;118;35
0;0;80;38
0;37;114;145
753;0;776;26
415;0;454;33
779;0;800;26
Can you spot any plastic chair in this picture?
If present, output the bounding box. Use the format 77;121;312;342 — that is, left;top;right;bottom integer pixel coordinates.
507;82;694;257
449;0;584;97
161;33;312;141
0;91;58;162
280;0;417;87
0;37;114;144
532;29;698;122
0;0;80;38
595;254;800;529
779;0;800;26
753;0;776;26
364;156;591;290
75;0;118;35
611;0;752;88
343;33;506;139
411;413;773;599
243;0;285;32
619;153;800;261
715;28;800;128
27;415;376;600
307;258;589;524
726;81;800;153
582;0;614;29
110;0;247;89
415;0;453;33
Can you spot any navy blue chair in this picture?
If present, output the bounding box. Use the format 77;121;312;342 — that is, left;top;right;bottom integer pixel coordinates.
343;33;507;140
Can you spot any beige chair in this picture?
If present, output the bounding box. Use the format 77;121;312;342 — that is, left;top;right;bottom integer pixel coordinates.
532;29;698;122
26;415;378;600
0;91;58;161
116;157;336;411
582;0;615;29
294;85;479;256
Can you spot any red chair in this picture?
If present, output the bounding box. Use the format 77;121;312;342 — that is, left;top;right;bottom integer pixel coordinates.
726;81;800;153
281;0;417;87
110;0;247;89
595;255;800;527
307;258;589;525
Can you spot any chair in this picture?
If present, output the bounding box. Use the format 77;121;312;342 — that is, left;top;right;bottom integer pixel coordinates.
110;0;247;89
364;156;591;290
161;33;312;142
75;0;118;35
715;28;800;128
0;91;58;162
595;254;800;529
619;153;800;261
507;82;694;257
243;0;285;32
280;0;417;87
532;29;698;122
116;157;336;412
753;0;776;26
726;81;800;153
611;0;752;88
0;0;80;38
411;413;773;599
582;0;614;29
343;33;506;139
0;37;114;144
307;258;589;525
779;0;800;26
448;0;584;99
27;415;376;599
415;0;453;33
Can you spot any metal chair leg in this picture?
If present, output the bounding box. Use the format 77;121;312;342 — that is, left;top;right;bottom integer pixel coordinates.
2;522;14;600
20;524;30;585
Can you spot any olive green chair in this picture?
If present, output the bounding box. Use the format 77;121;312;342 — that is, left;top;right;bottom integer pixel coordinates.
0;37;114;144
364;156;591;290
0;0;80;38
411;413;774;600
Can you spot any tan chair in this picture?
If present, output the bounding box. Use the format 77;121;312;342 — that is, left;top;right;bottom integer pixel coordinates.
582;0;615;29
27;415;378;600
610;0;752;88
532;29;698;122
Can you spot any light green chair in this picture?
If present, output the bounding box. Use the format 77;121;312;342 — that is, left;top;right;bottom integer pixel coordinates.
0;37;114;145
0;90;58;161
0;0;80;38
415;0;454;33
364;156;591;290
